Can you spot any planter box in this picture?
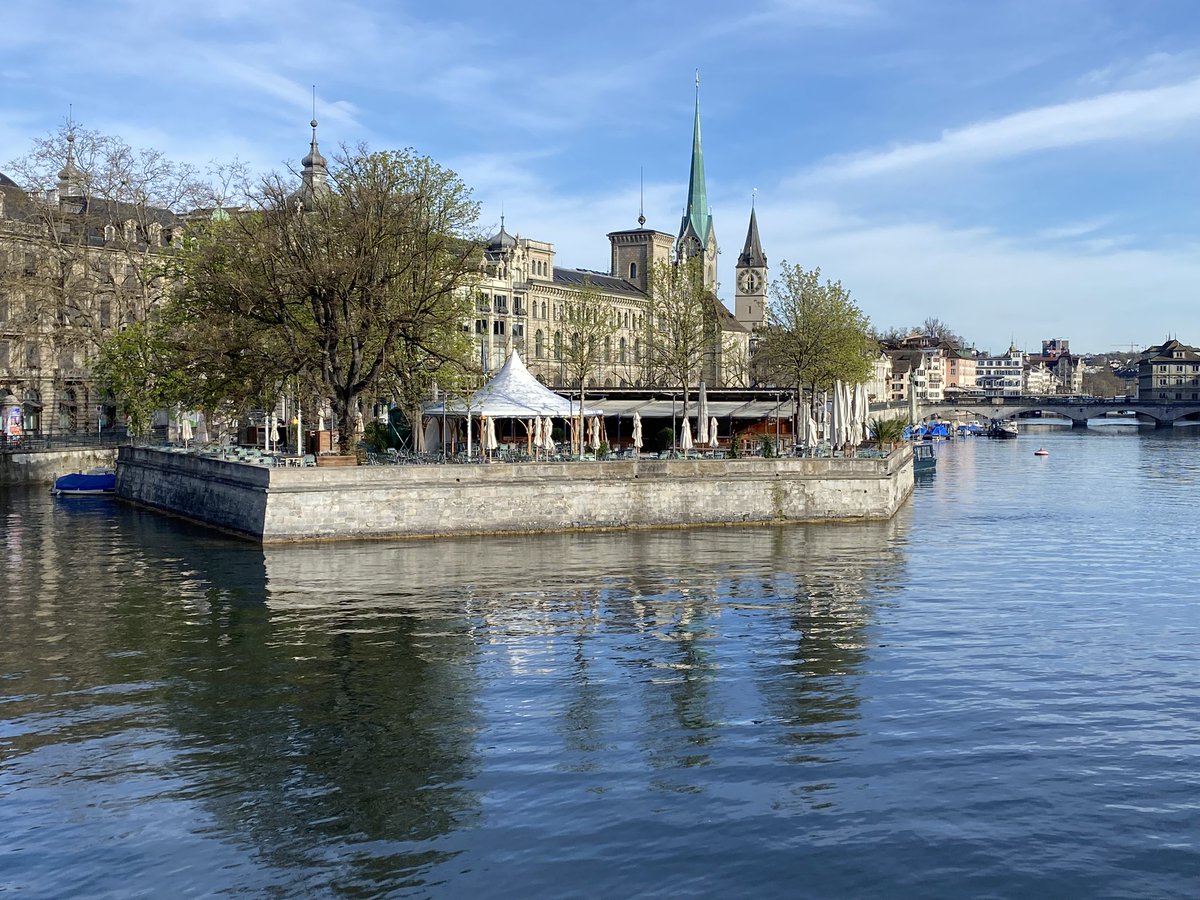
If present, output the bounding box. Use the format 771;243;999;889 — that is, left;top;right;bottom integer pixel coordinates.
315;454;357;468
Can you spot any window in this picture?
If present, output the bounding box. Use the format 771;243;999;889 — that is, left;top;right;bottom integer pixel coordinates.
512;323;523;338
100;296;112;328
25;342;39;368
535;330;544;358
475;320;486;334
541;301;547;319
604;336;611;363
0;341;8;368
494;294;507;314
493;321;505;336
554;331;562;360
629;262;637;279
619;337;627;364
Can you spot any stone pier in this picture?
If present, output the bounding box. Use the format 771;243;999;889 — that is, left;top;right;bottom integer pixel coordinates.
116;445;915;544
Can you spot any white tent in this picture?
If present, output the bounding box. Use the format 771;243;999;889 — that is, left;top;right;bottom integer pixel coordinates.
424;351;603;418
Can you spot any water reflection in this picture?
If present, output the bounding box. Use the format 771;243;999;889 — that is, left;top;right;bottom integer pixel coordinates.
2;488;910;894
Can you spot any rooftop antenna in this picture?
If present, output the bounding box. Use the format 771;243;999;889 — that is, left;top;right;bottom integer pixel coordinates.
638;166;645;227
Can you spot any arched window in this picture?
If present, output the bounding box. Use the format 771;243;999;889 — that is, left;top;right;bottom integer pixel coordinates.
535;330;544;358
619;337;627;364
604;336;611;363
633;337;641;363
553;331;562;360
629;262;637;279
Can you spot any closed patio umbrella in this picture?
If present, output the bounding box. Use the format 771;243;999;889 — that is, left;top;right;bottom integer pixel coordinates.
531;416;542;454
708;416;719;448
680;417;693;452
542;416;555;451
589;416;601;451
697;382;709;445
632;411;643;451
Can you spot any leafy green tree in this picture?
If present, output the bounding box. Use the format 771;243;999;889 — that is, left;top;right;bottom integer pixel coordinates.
92;320;183;437
170;146;481;454
756;262;874;430
758;263;873;392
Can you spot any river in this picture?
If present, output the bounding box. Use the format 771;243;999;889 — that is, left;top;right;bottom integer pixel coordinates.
2;427;1199;897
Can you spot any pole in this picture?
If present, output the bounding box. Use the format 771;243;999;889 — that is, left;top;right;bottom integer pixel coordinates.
672;394;677;454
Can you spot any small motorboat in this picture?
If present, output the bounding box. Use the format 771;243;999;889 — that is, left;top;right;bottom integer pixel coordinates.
52;467;116;496
913;442;937;474
1033;447;1049;457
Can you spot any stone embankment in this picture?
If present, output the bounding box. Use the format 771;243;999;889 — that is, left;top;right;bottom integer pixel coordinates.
116;446;914;544
0;448;117;487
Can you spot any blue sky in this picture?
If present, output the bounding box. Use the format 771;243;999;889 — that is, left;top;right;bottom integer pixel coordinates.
4;0;1200;353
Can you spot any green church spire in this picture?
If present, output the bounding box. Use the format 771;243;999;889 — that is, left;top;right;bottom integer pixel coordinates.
680;71;711;248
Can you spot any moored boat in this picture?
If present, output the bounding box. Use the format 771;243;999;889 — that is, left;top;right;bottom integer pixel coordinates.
913;442;936;474
988;420;1019;439
52;467;116;496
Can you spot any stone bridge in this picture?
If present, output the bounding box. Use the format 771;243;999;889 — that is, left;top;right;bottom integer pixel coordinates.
918;397;1200;428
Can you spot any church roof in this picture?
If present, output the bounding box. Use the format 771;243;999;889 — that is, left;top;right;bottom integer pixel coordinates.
737;207;766;268
487;224;517;252
0;171;18;188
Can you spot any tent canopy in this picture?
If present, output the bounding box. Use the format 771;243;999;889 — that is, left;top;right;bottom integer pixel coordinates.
424;350;603;418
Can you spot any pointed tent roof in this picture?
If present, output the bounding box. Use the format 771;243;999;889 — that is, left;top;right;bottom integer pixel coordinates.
738;207;765;268
678;87;712;248
423;351;603;417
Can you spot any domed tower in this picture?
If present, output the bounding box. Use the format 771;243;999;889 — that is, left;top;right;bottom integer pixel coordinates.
296;118;330;210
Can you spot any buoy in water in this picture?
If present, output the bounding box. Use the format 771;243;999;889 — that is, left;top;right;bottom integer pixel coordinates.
1034;447;1049;457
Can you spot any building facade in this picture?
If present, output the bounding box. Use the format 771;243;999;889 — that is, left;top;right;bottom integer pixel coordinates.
1;138;179;440
1137;338;1200;401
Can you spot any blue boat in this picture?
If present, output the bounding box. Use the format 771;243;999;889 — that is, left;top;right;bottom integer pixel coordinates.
52;467;116;496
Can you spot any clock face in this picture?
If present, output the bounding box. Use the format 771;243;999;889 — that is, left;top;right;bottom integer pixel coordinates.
739;270;762;294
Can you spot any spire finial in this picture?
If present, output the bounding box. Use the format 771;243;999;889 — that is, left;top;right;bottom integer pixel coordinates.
752;187;757;210
638;166;645;227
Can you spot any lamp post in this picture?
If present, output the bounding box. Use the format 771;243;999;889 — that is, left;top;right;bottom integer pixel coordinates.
671;393;677;454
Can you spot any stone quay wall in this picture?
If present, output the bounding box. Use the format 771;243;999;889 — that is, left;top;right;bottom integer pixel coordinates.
117;445;914;544
0;448;118;487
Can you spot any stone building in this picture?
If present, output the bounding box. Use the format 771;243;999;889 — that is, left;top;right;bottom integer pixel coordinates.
1137;338;1200;401
0;135;180;440
470;88;753;390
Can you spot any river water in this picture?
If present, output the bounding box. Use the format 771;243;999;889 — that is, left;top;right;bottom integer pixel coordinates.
2;428;1200;898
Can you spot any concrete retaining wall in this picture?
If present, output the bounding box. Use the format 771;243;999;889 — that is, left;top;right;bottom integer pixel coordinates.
0;448;118;487
117;446;914;543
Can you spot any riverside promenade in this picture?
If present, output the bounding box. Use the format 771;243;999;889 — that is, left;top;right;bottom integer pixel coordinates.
116;445;915;544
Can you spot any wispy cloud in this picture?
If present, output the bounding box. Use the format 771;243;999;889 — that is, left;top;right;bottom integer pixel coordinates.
804;76;1200;182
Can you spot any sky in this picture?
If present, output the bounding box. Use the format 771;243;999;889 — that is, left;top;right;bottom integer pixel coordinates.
3;0;1200;354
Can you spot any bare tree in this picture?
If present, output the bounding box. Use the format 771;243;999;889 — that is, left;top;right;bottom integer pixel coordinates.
559;276;617;455
643;256;714;429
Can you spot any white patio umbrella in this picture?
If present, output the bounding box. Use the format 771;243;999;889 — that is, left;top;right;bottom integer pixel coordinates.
542;416;555;451
179;412;193;446
484;415;499;452
531;416;542;454
422;418;438;455
680;417;693;452
708;416;719;448
696;382;709;445
589;416;602;451
632;411;643;451
855;382;871;443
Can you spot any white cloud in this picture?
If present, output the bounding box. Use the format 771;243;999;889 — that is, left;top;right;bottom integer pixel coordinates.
804;76;1200;183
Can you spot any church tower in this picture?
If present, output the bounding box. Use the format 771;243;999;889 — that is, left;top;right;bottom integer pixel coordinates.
676;76;718;291
734;206;767;329
296;117;331;210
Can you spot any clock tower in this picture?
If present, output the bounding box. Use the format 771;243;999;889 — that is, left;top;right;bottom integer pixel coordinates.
734;207;767;329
